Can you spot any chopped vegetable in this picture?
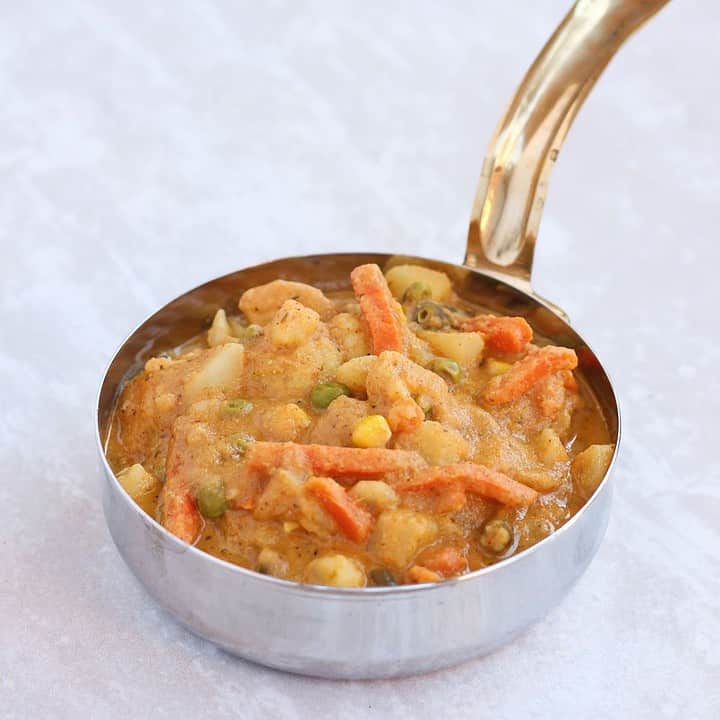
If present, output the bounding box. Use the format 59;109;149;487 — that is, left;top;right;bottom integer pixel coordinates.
207;308;237;347
415;394;433;419
419;546;467;576
482;345;578;406
224;398;254;415
160;429;203;544
369;567;398;586
236;323;263;341
196;477;227;518
304;554;366;587
370;509;438;569
349;480;399;513
311;381;351;409
229;432;255;454
415;301;450;330
267;299;321;349
571;443;614;499
335;355;375;397
351;263;405;354
461;314;533;353
352;414;392;448
305;476;374;543
402;281;432;304
394;420;470;466
429;357;463;383
184;342;245;402
417;330;484;366
117;464;159;499
246;442;427;477
484;358;512;376
398;463;538;507
478;519;515;556
407;565;441;583
533;428;569;466
256;548;289;578
239;279;334;324
385;264;452;302
162;490;202;544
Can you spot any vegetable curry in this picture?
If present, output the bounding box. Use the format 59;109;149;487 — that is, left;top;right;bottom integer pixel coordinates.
107;263;613;587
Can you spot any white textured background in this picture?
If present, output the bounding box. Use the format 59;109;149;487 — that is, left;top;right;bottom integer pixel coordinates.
2;1;719;718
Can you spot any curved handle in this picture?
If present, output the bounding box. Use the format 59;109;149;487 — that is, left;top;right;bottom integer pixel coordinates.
465;0;670;286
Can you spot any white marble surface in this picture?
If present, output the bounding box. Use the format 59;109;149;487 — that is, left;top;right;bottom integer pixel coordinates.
2;1;719;717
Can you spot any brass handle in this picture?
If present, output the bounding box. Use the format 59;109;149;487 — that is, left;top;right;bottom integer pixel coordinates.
465;0;670;287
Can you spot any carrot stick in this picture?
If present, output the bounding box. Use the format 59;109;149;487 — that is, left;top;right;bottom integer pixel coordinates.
305;476;374;542
351;264;405;354
161;433;202;544
162;491;202;544
461;314;533;353
482;345;578;406
245;442;426;477
398;462;538;507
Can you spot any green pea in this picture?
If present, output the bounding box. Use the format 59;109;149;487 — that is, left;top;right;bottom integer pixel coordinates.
229;432;254;454
310;382;351;409
369;568;397;586
478;519;515;556
196;478;227;519
429;357;463;382
224;398;254;415
415;301;450;330
402;282;432;304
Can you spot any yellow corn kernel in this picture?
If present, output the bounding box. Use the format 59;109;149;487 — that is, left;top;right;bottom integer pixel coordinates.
352;415;392;448
485;358;512;376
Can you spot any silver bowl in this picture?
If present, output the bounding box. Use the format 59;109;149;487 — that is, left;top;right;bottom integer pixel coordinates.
96;0;665;679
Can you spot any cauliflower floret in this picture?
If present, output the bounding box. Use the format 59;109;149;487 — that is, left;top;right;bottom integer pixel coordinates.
239;280;334;325
266;300;321;350
309;396;370;446
243;304;342;401
328;312;370;360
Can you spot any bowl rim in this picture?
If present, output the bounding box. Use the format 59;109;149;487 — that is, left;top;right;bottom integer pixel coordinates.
96;251;621;598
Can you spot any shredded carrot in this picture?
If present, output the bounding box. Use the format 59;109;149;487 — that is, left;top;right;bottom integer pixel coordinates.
351;264;405;354
305;476;374;543
245;442;426;477
398;462;538;507
462;314;533;354
419;546;467;576
482;345;578;406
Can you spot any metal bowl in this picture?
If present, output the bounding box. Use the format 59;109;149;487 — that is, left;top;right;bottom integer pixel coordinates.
97;252;619;679
96;0;664;679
